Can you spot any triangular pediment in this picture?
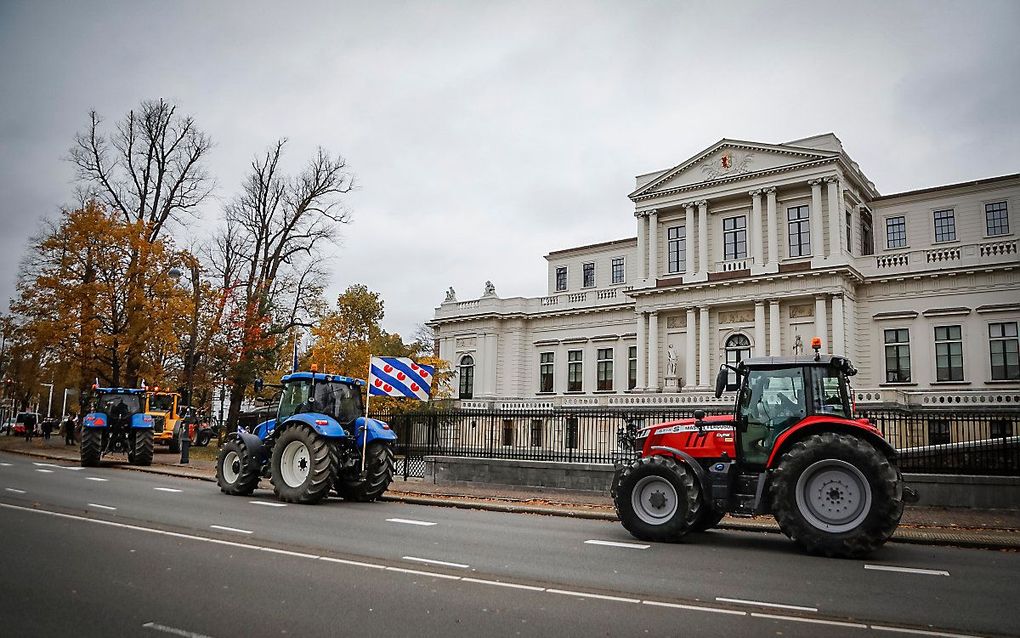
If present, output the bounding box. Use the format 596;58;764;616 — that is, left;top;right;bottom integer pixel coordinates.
630;139;838;200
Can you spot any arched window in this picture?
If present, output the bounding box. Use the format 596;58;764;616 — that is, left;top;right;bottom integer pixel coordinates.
458;355;474;399
725;334;752;390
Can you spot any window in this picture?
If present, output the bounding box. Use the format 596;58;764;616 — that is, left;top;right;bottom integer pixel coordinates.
933;209;956;243
458;355;474;399
502;419;514;447
596;348;614;391
861;210;875;255
845;211;853;253
723;216;747;260
884;329;911;383
985;201;1009;236
886;216;907;248
555;266;567;292
812;367;850;418
928;420;951;445
567;350;583;392
611;257;625;284
539;352;555;392
628;345;637;390
935;325;964;382
565;418;579;449
787;205;811;257
530;419;544;447
725;334;751;390
582;262;595;288
667;225;686;273
990;419;1013;439
989;322;1020;380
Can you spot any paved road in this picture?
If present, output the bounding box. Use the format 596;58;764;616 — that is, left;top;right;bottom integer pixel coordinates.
1;451;1016;637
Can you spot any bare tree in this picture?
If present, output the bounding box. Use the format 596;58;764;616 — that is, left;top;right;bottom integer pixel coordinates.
212;140;353;429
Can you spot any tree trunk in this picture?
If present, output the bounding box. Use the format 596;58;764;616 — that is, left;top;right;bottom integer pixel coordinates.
226;382;246;434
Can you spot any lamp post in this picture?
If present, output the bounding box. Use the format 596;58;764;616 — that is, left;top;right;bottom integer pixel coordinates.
41;382;54;419
169;257;201;464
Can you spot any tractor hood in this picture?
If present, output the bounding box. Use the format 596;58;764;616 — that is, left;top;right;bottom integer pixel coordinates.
638;415;736;437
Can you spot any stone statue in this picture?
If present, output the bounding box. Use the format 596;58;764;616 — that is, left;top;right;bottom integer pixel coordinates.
444;287;456;303
793;334;804;355
482;280;497;297
666;343;678;376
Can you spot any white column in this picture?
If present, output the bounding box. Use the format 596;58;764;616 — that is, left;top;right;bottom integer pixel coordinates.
754;301;766;357
750;190;763;267
683;203;695;276
635;213;647;282
826;176;841;259
809;179;824;260
698;306;710;387
843;294;856;365
648;209;659;282
765;187;778;268
648;311;660;391
685;307;697;387
769;300;781;356
814;295;828;352
635;312;646;391
485;333;498;395
697;200;709;276
832;294;846;356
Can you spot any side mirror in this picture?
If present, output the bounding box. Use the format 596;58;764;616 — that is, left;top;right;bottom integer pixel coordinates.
714;366;729;398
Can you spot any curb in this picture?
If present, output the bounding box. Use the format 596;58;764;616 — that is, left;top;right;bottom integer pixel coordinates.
4;447;1018;550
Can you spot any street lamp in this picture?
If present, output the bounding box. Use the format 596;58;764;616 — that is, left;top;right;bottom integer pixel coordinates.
41;382;54;419
169;257;201;464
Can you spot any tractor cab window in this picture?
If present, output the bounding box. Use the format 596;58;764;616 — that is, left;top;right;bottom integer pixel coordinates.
98;394;141;417
278;381;312;422
811;368;851;418
278;379;363;425
148;394;176;413
737;368;806;466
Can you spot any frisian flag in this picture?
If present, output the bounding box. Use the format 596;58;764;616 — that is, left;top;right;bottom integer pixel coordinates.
368;356;434;401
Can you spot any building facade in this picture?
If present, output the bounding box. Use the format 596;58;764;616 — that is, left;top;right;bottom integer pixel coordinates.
431;134;1020;411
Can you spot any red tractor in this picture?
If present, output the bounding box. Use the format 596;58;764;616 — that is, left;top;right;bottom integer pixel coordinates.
613;341;917;558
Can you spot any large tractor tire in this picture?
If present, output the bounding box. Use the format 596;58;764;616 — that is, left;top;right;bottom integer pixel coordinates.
690;509;726;533
270;424;339;504
216;438;261;496
612;455;702;542
130;429;154;466
770;432;904;558
335;442;395;502
80;428;102;467
195;431;212;447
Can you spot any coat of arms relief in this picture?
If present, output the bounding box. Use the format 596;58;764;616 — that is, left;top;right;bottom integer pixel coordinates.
701;150;755;180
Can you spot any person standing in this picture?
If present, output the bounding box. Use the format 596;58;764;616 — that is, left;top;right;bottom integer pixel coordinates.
64;413;77;446
24;413;36;442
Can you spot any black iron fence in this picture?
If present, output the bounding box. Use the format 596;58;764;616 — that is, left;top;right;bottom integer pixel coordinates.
374;406;1020;478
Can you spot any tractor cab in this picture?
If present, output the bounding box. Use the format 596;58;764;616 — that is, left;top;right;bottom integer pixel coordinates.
270;372;366;435
93;388;146;426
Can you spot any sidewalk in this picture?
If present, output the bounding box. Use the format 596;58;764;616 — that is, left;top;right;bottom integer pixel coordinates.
3;436;1018;550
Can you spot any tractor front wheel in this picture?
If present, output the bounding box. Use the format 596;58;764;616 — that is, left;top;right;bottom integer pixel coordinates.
612;455;701;542
270;424;338;504
80;428;102;467
131;429;154;466
216;438;261;496
335;442;395;502
770;432;903;558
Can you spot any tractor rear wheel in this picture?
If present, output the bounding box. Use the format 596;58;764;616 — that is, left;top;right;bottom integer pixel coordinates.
131;429;154;466
612;455;702;542
335;442;395;502
690;509;726;533
770;432;903;558
216;438;260;496
270;424;339;504
80;428;102;467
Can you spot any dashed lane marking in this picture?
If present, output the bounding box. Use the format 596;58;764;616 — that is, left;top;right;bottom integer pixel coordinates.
386;518;437;526
461;577;545;592
0;462;12;467
384;566;461;580
154;488;183;493
584;539;650;550
209;524;253;535
85;477;108;482
751;612;867;629
643;600;746;616
36;469;54;473
871;625;985;638
142;621;216;638
5;488;26;494
547;589;641;604
33;462;60;468
864;564;950;577
87;503;116;511
249;500;287;507
716;597;818;612
403;556;470;569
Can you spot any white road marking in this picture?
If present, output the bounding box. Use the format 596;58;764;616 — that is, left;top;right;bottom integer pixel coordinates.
547;589;640;604
142;621;216;638
0;462;12;467
584;539;650;550
871;625;984;638
461;577;545;592
864;564;950;577
261;547;320;560
36;469;54;473
402;556;470;569
33;462;60;468
751;612;867;629
210;524;253;535
88;503;117;511
385;566;461;580
386;518;436;526
249;500;287;507
716;597;818;612
154;488;183;493
643;600;746;616
318;556;385;570
5;488;26;494
85;477;108;482
63;467;85;471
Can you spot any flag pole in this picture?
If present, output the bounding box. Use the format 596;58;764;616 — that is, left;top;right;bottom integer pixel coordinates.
361;356;372;476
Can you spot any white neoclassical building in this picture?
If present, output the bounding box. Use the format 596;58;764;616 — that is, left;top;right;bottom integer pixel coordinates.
431;134;1020;411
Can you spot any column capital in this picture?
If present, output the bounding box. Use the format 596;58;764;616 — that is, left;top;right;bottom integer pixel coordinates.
764;186;777;194
634;210;651;219
695;199;709;207
648;208;659;217
748;188;762;197
824;175;840;184
754;300;765;307
808;178;824;186
815;293;829;300
768;299;780;306
682;201;695;210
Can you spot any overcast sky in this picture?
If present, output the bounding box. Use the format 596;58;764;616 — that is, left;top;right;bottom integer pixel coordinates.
1;0;1018;339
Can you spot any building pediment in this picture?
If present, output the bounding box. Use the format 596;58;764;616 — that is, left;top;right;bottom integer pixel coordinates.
629;139;838;201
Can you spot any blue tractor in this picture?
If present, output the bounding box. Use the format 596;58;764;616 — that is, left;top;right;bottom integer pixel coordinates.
216;372;397;505
80;387;155;467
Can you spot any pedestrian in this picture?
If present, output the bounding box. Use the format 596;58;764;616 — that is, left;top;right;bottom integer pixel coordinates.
64;413;77;446
24;413;36;442
42;418;52;440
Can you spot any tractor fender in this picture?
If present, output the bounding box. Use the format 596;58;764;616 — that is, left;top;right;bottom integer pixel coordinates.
649;445;709;492
83;412;108;428
235;429;268;464
765;418;898;469
278;413;347;438
131;413;154;429
353;417;397;448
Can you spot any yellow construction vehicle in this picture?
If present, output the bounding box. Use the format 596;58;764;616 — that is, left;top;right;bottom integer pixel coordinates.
145;391;186;453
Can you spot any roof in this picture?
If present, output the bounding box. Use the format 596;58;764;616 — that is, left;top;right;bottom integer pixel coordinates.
872;172;1020;202
280;371;366;386
94;387;147;395
739;355;852;368
545;237;636;259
